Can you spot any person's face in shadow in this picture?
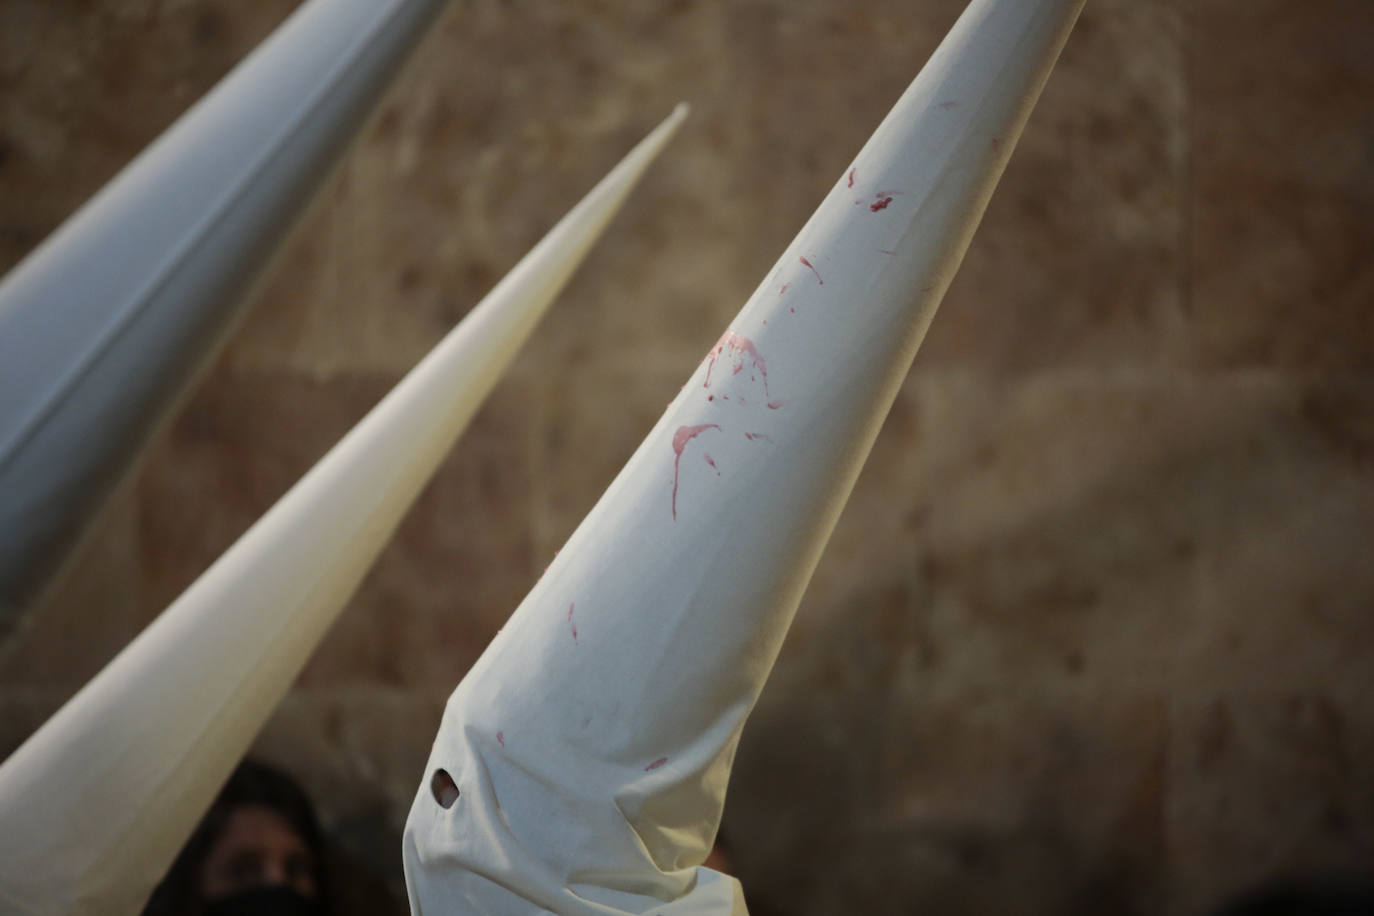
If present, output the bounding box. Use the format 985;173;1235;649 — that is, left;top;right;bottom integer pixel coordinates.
198;803;319;904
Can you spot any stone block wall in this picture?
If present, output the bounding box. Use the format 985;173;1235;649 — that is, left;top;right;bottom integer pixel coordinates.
2;1;1371;913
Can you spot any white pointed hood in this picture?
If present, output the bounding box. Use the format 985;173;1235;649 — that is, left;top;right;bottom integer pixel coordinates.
0;105;687;916
0;0;451;637
403;1;1085;913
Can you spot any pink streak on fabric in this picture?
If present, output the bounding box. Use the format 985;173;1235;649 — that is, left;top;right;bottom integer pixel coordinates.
671;424;721;520
568;602;577;643
703;332;769;395
767;401;784;410
847;167;856;188
799;256;823;285
703;453;719;473
645;757;669;772
779;282;790;295
743;432;773;443
497;731;505;747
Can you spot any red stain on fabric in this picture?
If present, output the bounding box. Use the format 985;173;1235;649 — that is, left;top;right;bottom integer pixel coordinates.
497;731;505;747
847;167;856;188
767;400;784;410
671;424;721;520
799;256;823;285
779;282;790;295
870;196;894;212
744;432;773;443
704;453;719;473
568;602;577;643
645;757;669;772
703;331;769;395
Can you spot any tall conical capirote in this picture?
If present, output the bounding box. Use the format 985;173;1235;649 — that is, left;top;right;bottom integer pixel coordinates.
0;0;453;640
0;105;688;916
403;1;1085;912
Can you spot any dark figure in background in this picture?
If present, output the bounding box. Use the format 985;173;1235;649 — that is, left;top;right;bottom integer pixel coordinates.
143;760;330;916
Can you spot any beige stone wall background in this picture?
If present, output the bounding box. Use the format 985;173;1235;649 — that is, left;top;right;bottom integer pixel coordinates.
2;0;1372;913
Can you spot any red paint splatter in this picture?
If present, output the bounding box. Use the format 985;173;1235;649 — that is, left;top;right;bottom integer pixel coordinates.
703;452;719;473
847;167;856;188
645;757;669;772
497;731;505;747
799;256;823;285
703;331;769;395
789;306;795;313
707;394;714;401
779;282;790;295
671;424;721;520
744;432;773;443
767;400;784;410
568;602;577;643
870;196;894;212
